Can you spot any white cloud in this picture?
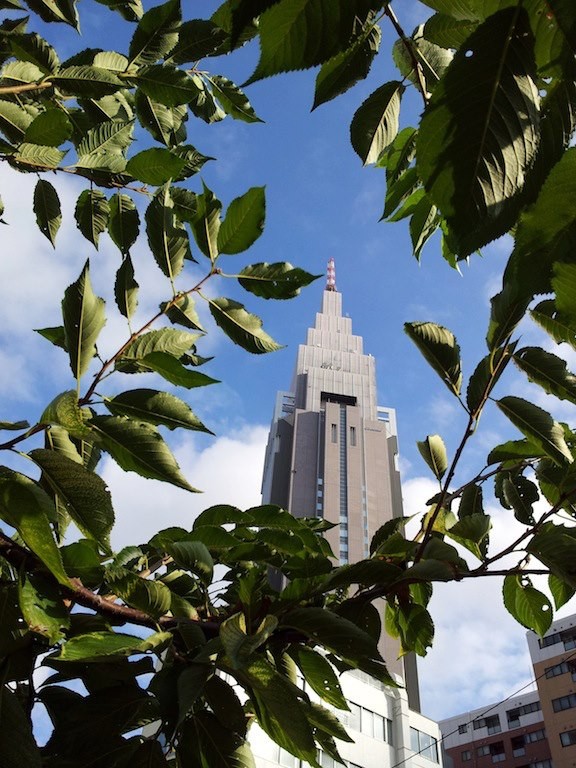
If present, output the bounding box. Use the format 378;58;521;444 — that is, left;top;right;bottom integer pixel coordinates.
103;424;268;548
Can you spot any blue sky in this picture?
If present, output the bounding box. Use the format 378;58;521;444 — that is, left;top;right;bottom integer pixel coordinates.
1;0;573;724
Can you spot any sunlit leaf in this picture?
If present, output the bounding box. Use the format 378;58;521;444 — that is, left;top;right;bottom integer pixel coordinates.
217;186;265;254
209;298;282;354
496;396;573;466
405;321;462;395
416;434;447;480
350;80;404;165
503;574;552;635
62;260;106;381
74;189;110;249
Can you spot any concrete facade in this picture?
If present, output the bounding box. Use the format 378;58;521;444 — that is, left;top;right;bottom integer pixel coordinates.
261;271;419;709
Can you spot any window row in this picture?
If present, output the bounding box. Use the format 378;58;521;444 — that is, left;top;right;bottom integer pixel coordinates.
410;727;439;763
561;729;576;747
545;660;576;680
516;761;552;768
511;729;546;756
506;700;541;723
539;629;576;649
339;703;393;744
552;693;576;712
473;714;501;734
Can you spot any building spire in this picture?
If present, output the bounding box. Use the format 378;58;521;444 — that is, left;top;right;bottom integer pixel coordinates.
326;257;336;291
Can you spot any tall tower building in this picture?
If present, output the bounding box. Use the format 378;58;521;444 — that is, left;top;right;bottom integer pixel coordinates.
261;259;419;709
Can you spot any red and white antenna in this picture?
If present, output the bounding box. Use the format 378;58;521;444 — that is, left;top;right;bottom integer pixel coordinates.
326;257;336;291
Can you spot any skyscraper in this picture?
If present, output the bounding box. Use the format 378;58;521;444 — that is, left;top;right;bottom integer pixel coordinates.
261;259;419;708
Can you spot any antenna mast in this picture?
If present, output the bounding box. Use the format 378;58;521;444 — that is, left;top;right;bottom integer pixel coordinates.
326;257;336;291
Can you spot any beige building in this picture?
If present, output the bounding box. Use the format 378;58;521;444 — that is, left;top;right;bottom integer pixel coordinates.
261;260;419;709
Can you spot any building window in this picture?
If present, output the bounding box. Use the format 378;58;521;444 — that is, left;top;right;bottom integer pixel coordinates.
546;661;569;678
473;714;501;733
458;724;468;734
511;736;526;757
462;750;472;761
561;729;576;747
526;729;546;743
331;423;337;442
539;631;562;648
506;701;540;723
349;426;356;446
386;719;394;746
490;742;505;763
410;728;439;762
553;693;576;712
477;745;490;757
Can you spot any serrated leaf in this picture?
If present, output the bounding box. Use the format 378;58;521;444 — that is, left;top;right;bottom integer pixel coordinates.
106;567;171;619
246;0;379;84
19;571;70;643
416;7;540;256
217;186;265;254
206;74;262;123
126;147;186;185
161;294;204;331
0;99;35;144
502;475;539;525
447;513;491;559
392;24;453;94
146;186;191;279
59;630;172;661
29;448;114;551
140;351;218;388
116;328;199;372
189;182;221;260
75;120;133;171
135;64;201;106
135;91;187;147
553;262;576;325
458;483;483;518
409;194;439;259
417;434;447;480
531;300;576;349
114;256;139;321
24;0;78;28
0;471;69;586
52;66;124;98
238;262;319;300
40;390;90;438
24;109;71;146
209;298;282;354
503;575;552;635
466;343;515;414
14;142;65;169
220;612;277;668
2;59;44;84
74;189;109;248
108;193;140;255
497;396;573;465
128;0;180;67
514;346;576;404
167;18;228;64
62;260;106;381
549;573;576;611
290;646;347;710
33;179;61;246
0;688;42;768
487;438;544;465
89;415;198;491
105;389;212;433
313;21;380;110
164;540;213;585
93;0;143;21
405;321;462;395
350;80;404;165
178;712;255;768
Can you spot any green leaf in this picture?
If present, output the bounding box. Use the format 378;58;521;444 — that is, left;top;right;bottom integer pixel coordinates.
52;66;124;98
217;186;265;254
178;712;255;768
0;99;35;144
62;260;106;381
238;262;319;300
33;179;61;247
290;646;347;710
514;346;576;404
74;189;110;249
145;186;191;279
161;294;204;331
164;540;214;585
531;299;576;349
140;351;218;388
206;74;262;122
126;147;187;185
29;448;114;551
23;0;78;28
220;613;277;668
416;434;447;480
167;18;227;63
189;182;221;260
18;571;70;642
10;31;58;73
116;328;199;372
40;390;90;438
466;344;515;414
405;321;462;395
24;109;71;146
496;396;573;466
0;420;29;431
75;120;133;171
209;298;282;354
416;7;539;256
392;24;453;94
0;688;42;768
502;475;539;525
313;21;380;110
135;91;187;147
59;630;172;661
61;539;104;587
409;194;439;259
89;415;198;491
106;567;172;619
204;675;246;734
246;0;378;84
14;142;65;170
105;389;212;434
0;471;69;586
503;575;552;635
128;0;180;67
135;63;201;106
458;483;484;518
447;513;491;560
114;256;139;321
350;81;404;165
487;438;544;465
108;193;140;255
93;0;143;21
549;573;576;611
553;262;576;325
